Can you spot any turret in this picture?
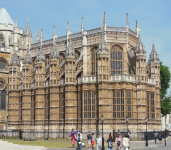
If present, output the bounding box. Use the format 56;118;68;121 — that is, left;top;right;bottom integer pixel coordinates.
135;34;147;82
8;47;21;129
49;25;60;129
149;42;160;86
34;29;46;127
97;12;109;82
22;36;33;128
64;21;76;129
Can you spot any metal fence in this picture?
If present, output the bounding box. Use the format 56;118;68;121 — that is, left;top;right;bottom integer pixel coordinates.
0;130;170;141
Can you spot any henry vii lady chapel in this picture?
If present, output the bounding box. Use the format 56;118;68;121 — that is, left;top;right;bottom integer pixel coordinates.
0;8;161;137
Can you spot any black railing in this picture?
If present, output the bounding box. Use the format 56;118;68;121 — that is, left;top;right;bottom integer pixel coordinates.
0;130;170;140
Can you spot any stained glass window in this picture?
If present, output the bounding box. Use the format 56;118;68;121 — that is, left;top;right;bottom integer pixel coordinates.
0;61;6;69
111;45;123;75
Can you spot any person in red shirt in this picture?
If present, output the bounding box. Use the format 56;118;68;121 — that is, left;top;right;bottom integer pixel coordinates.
71;129;76;148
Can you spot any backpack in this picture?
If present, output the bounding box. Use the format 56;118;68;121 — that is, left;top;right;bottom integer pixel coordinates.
117;140;121;145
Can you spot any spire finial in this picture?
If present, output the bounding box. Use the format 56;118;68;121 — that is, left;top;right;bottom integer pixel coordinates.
14;18;17;28
36;27;40;43
126;13;129;25
27;17;29;23
40;29;43;46
153;36;154;43
81;17;84;33
67;21;69;34
104;11;106;24
103;11;107;41
53;25;55;37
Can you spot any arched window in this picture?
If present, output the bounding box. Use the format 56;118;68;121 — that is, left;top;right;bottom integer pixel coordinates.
0;33;5;49
1;90;6;110
111;45;123;75
91;47;97;75
0;81;6;110
0;61;6;69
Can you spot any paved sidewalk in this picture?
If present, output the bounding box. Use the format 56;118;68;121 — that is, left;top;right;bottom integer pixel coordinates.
1;137;170;150
0;140;47;150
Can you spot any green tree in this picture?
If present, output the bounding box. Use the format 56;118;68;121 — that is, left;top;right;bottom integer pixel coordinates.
160;61;171;100
161;96;171;116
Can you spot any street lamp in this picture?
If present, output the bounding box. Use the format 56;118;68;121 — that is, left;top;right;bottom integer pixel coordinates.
126;116;129;133
101;114;105;150
145;118;148;146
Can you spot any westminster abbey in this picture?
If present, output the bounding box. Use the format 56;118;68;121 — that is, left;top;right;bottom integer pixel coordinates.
0;8;161;138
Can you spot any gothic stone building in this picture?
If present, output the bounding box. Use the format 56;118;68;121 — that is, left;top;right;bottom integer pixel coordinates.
0;8;33;130
0;8;161;137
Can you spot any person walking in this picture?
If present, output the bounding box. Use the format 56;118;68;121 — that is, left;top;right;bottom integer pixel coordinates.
107;133;114;150
87;131;92;150
76;134;82;150
96;134;102;150
154;131;158;144
115;133;122;150
159;134;162;144
127;132;131;149
123;134;129;150
91;133;95;150
71;129;75;148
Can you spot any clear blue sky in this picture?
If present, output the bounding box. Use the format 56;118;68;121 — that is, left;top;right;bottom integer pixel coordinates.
1;0;171;95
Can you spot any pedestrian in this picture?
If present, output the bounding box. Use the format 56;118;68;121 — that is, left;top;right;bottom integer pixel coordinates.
127;132;131;141
87;131;92;150
127;132;131;149
115;132;122;150
71;129;75;148
154;131;158;144
107;133;114;150
159;134;162;144
123;134;129;150
91;133;95;150
78;130;83;140
96;134;102;150
76;134;82;150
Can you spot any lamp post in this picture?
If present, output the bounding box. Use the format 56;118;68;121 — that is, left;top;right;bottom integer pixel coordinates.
145;118;148;146
126;116;129;133
101;114;105;150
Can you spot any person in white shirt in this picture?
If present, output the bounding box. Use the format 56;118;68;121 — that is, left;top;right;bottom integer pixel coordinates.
77;130;83;140
123;134;130;150
96;134;102;150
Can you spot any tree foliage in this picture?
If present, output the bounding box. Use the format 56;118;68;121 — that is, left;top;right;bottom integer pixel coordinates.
160;62;171;100
160;61;171;115
161;96;171;115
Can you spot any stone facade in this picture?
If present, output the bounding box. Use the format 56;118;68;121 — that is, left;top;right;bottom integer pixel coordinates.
0;8;33;130
0;9;161;137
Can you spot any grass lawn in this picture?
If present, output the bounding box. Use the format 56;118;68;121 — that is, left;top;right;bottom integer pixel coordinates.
2;139;89;148
2;138;110;148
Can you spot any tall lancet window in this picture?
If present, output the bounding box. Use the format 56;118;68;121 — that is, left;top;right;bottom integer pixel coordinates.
91;47;97;75
110;45;123;75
